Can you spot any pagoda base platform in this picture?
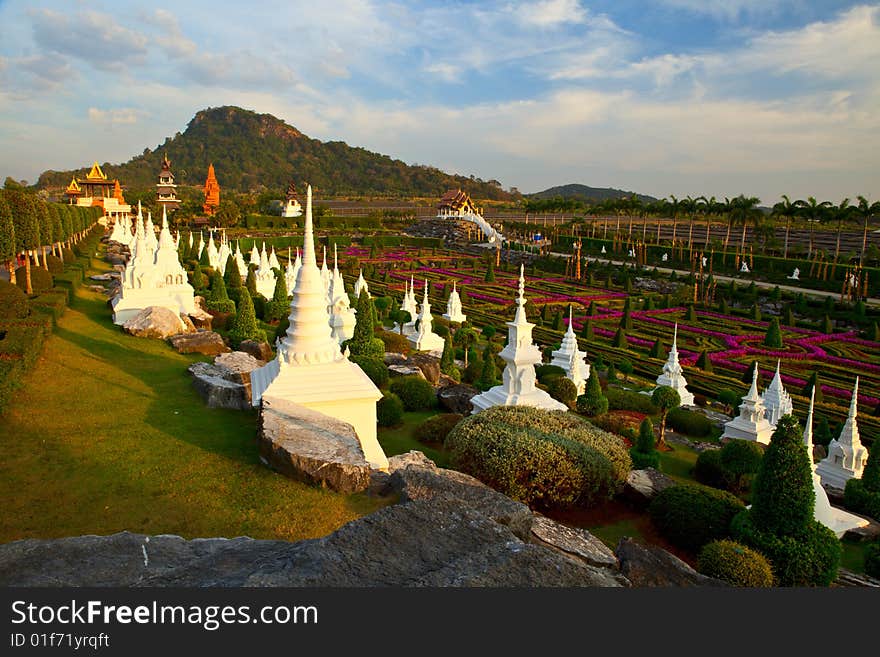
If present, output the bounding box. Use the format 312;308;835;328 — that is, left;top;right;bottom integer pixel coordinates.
409;331;445;353
815;461;860;491
721;417;775;444
470;384;568;415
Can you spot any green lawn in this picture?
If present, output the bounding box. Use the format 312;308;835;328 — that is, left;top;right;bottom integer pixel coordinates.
378;409;450;467
0;255;385;544
657;444;700;482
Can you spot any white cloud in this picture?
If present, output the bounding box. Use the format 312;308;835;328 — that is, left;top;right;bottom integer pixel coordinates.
88;107;147;125
656;0;796;21
511;0;588;27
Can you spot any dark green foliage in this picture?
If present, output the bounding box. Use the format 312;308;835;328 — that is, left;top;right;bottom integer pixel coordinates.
444;406;631;509
666;407;712;437
697;540;774;587
652;385;681;444
718;297;729;314
611;328;628;348
346;288;385;358
587;300;597;317
750;303;761;321
547;376;578;408
696;350;713;372
376;392;405;427
620;308;633;330
604;387;659;414
0;191;15;264
15;266;53;293
439;335;459;381
783;304;795;326
477;343;498;391
813;415;832;447
642;296;654;311
822;314;833;334
0;279;29;319
265;271;289;321
694;449;735;491
7;190;40;252
686;304;697;322
802;371;824;404
649;483;745;552
741;361;761;387
415;413;463;445
350;355;389;389
618;359;633;381
535;364;566;383
630;418;660;470
579;318;594;340
552;310;563;331
843;444;880;521
389;375;435;411
650;338;663;358
44;254;63;275
484;260;495;282
207;270;236;314
191;263;206;290
224;256;241;288
576;369;608;417
245;268;258;297
462;349;482;384
605;362;616;383
763;317;783;348
376;329;410;355
199;245;211;267
865;541;880;579
227;287;266;348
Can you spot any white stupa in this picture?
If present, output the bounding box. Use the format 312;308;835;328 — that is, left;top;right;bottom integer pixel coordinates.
111;205;196;325
550;306;590;395
408;280;445;353
816;378;869;490
394;278;418;336
721;363;775;444
254;243;276;299
196;231;205;259
329;244;356;343
249;243;260;269
249;186;387;470
144;211;158;256
655;324;695;406
234;242;249;278
320;247;331;299
803;387;870;537
188;231;194;250
354;269;370;298
470;265;568;414
442;281;467;323
216;232;231;274
268;246;281;272
761;360;793;427
206;231;220;269
109;213;129;244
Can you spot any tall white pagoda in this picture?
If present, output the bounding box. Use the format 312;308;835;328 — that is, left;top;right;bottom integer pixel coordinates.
249;186;388;470
550;306;590;395
111;205;196;325
328;244;356;343
442;281;467;323
408;280;445;353
285;247;301;293
721;362;775;444
394;277;418;336
234;242;248;278
761;360;793;427
254;244;276;299
470;265;568;414
803;387;870;537
816;378;869;490
354;270;370;298
655;324;694;406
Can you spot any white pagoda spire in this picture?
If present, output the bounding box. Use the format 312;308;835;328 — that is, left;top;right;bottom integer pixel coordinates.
395;277;418;336
470;265;568;414
721;362;774;444
655;323;694;406
816;377;869;489
249;185;387;470
354;269;370;298
269;246;280;271
409;280;445;352
328;243;356;344
254;241;275;298
551;305;590;395
443;280;467;323
234;241;248;277
761;360;793;427
249;243;260;267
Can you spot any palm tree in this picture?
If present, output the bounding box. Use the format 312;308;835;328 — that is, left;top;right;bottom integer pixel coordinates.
854;196;880;265
682;195;697;250
729;195;762;255
771;194;798;259
722;197;734;252
828;198;853;265
696;195;712;248
795;197;832;259
650;199;668;244
667;195;681;245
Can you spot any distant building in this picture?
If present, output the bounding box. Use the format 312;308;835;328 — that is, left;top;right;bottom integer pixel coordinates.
203;163;220;216
156;153;181;213
437;189;483;217
281;180;303;217
64;161;130;218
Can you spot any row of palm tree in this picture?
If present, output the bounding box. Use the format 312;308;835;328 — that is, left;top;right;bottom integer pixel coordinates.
567;194;879;264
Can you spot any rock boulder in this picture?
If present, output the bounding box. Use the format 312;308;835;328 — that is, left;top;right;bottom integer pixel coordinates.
621;468;676;507
615;538;726;587
188;362;250;410
169;331;229;356
437;383;480;415
239;339;274;362
407;352;440;384
122;306;193;340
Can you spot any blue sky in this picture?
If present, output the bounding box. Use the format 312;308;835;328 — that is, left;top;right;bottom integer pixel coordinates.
0;0;877;203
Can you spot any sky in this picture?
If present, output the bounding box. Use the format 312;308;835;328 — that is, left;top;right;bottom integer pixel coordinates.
0;0;878;204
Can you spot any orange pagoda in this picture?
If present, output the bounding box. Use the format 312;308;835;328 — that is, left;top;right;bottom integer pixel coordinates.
203;163;220;215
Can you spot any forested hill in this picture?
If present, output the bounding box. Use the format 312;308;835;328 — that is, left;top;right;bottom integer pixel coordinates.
530;183;655;203
36;106;518;200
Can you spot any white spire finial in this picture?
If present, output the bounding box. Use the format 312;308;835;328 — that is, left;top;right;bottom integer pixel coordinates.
302;184;316;267
423;279;429;302
517;264;525;305
849;377;860;419
566;305;575;336
746;362;760;400
161;204;168;230
137;200;142;220
804;384;816;461
334;243;338;271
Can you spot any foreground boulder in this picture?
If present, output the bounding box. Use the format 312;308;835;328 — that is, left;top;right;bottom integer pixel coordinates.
437;383;479;415
188;362;250;410
168;331;229;356
239;339;274;362
621;468;676;507
122;306;194;339
258;397;372;494
407;352;440;384
615;538;726;587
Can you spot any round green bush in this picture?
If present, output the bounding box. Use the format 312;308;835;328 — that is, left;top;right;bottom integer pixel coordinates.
666;407;712;437
206;299;236;314
415;413;463;445
576;370;608;417
630;449;660;470
547;376;578;407
730;511;841;586
649;483;746;553
389;375;435;411
61;248;75;262
842;480;880;522
606;388;659;414
865;541;880;579
44;254;64;275
535;364;566;383
376;330;410;355
0;279;29;319
444;406;631;509
697;539;774;587
15;266;54;294
720;439;764;492
694;449;735;491
376;392;405;427
351;355;389;389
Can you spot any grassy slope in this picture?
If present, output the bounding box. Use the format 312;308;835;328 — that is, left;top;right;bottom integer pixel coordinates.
0;256;385;543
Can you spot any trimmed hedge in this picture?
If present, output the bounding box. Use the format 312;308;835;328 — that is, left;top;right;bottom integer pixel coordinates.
29;290;68;325
865;541;880;579
350;355;389;389
694;449;735;491
0;280;29;319
444;406;631;509
389;375;435;411
415;413;463;445
15;266;54;294
606;387;659;414
667;407;713;438
376;329;410;355
697;539;774;587
377;392;405;427
842;480;880;522
648;483;746;553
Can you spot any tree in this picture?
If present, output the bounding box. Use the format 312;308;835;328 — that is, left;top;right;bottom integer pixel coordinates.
636;418;656;453
606;361;617;382
822;314;833;334
652;385;681;449
228;287;265;347
0;191;15;284
612;327;628;348
266;270;289;321
453;326;478;369
795;197;832;259
650;338;663;358
7;190;40;294
741;361;762;387
783;304;795;327
696;350;713;372
802;371;824;404
772;195;798;260
618;359;634;382
718;389;740;414
484;259;495;282
440;335;460;381
224;257;242;288
828;198;854;265
579;318;594;340
245;267;258;297
391;309;411;337
854;195;880;265
576;369;608;417
478;344;498;391
763;317;783;348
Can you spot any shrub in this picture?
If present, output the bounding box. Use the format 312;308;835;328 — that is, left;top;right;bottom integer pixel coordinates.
376;392;404;427
227;288;267;348
630;418;660;469
350;355;389;389
389;375;435;411
648;483;745;552
61;248;75;262
535;364;566;383
720;439;764;493
843;480;880;522
865;541;880;579
444;406;631;509
0;280;29;319
207;298;236;314
666;407;712;437
763;317;783;348
577;370;608;417
547;376;577;408
15;266;54;294
606;388;659;414
697;540;774;587
694;449;735;490
44;254;64;275
376;329;410;355
415;413;463;445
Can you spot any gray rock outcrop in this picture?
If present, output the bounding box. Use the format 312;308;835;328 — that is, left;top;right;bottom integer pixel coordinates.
122;306;194;340
621;468;676;507
258;397;372;494
169;331;229;356
188;362;250;410
437;383;480;415
615;538;726;587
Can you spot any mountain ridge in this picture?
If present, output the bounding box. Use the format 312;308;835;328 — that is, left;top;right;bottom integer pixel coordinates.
529;183;655;203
